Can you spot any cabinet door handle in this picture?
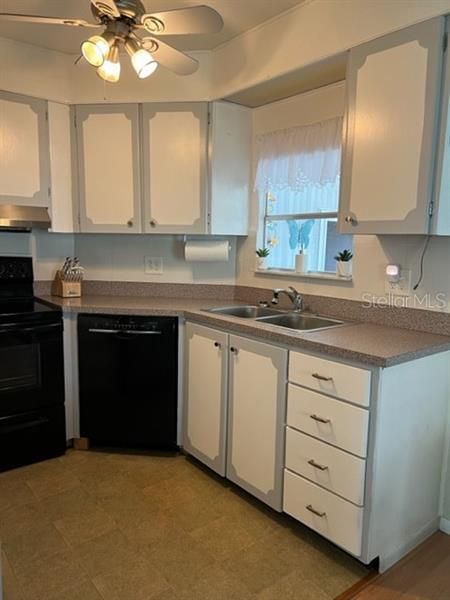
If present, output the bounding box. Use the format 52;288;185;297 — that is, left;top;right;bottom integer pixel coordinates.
345;215;357;225
308;459;328;471
127;219;133;228
230;346;238;354
214;341;221;348
312;373;333;382
306;504;326;518
310;414;331;424
149;219;157;228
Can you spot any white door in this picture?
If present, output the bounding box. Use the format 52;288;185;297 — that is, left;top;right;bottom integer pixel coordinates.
0;91;50;207
339;17;445;234
75;104;141;233
227;335;287;510
141;103;208;234
184;323;228;476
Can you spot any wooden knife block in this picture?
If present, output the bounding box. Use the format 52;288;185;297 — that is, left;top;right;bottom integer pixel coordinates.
51;270;82;298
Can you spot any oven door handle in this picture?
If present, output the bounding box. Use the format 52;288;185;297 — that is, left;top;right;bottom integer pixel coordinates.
0;322;62;334
0;416;49;434
88;328;162;335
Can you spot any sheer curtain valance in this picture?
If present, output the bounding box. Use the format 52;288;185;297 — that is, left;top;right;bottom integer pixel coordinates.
254;116;343;192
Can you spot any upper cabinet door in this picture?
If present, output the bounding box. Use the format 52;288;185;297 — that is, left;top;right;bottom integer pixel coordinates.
209;101;250;235
339;18;445;234
0;91;50;207
141;103;208;234
76;104;141;233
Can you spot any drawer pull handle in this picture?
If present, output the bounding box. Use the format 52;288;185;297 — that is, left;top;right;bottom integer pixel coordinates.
310;414;331;424
230;347;238;354
312;373;333;382
214;341;221;348
306;504;326;518
308;459;328;471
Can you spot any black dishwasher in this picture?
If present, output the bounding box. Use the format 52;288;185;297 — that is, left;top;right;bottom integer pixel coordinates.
78;314;178;450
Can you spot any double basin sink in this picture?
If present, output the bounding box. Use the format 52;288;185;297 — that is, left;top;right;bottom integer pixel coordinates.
205;305;344;332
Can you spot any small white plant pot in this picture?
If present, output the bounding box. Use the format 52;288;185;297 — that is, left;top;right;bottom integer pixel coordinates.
295;252;308;273
336;260;352;277
256;257;268;270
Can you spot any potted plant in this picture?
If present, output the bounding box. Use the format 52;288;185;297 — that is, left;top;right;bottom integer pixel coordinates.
334;249;353;277
288;220;315;273
256;247;270;270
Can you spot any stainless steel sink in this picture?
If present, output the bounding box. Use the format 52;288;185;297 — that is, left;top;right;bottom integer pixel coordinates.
206;305;283;318
257;313;344;331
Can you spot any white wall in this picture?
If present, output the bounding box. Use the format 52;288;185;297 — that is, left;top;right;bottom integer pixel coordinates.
74;234;236;284
0;231;74;279
236;82;450;313
213;0;450;98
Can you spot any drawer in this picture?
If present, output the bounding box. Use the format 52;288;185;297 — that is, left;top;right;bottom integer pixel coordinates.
283;469;364;556
289;351;371;407
285;427;366;505
287;384;369;457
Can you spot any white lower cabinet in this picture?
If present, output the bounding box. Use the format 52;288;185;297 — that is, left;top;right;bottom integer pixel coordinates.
184;326;449;572
183;323;287;510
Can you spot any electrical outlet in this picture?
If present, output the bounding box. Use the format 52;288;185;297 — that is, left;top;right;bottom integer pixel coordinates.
384;269;411;296
144;257;163;275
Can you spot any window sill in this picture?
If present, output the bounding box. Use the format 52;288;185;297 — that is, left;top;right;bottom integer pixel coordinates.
254;268;353;282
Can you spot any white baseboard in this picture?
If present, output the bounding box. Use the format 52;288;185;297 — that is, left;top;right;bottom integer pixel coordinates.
440;518;450;535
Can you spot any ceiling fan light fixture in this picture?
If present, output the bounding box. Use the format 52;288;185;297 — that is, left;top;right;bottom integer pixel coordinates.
125;38;158;79
81;32;115;67
97;44;121;83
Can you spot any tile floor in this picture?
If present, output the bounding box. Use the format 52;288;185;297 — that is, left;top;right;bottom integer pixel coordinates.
1;450;369;600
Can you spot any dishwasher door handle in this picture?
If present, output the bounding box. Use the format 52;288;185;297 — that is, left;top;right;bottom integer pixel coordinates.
88;328;162;335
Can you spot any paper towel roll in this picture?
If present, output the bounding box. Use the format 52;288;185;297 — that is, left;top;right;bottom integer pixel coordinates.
184;240;230;262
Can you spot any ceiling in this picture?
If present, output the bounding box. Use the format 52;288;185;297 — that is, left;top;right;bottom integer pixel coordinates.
0;0;304;53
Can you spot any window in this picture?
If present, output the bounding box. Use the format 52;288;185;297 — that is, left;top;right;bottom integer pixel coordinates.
255;116;352;274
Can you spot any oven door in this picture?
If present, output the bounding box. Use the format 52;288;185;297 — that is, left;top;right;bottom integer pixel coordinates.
0;320;65;418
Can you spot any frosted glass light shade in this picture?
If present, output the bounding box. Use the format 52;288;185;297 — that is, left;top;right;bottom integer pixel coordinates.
97;45;121;83
132;49;158;79
81;35;110;67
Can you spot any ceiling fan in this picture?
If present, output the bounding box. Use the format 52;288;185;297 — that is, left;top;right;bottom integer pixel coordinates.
0;0;224;83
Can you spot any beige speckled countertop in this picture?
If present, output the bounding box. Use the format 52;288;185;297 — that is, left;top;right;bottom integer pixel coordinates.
40;295;450;368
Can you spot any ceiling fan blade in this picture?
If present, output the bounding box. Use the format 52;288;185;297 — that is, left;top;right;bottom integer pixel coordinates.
141;6;223;36
90;0;121;19
141;37;199;76
0;13;100;27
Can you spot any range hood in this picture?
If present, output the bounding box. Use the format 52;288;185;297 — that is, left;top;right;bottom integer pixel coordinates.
0;205;51;232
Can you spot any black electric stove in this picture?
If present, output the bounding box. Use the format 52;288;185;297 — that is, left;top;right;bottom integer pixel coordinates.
0;256;66;471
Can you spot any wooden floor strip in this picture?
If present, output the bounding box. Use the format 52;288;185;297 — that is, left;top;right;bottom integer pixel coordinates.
336;532;450;600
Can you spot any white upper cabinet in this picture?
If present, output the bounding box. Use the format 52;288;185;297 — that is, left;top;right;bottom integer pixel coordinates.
339;18;446;235
75;104;142;233
432;20;450;236
209;101;250;235
142;103;208;234
0;91;50;207
48;102;75;233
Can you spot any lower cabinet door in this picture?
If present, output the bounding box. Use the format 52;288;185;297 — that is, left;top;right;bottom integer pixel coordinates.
284;469;364;556
227;335;287;510
184;323;228;476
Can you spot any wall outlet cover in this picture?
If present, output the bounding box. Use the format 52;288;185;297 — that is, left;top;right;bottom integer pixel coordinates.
144;257;163;275
384;268;411;296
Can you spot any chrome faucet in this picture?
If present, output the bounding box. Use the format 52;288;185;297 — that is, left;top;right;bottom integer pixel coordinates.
271;287;304;312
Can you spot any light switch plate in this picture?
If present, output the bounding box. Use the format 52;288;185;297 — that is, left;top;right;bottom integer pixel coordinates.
144;257;163;275
384;269;411;296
